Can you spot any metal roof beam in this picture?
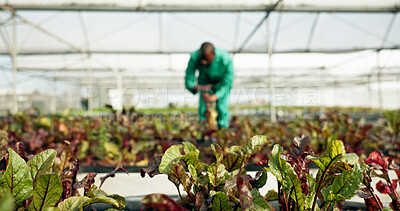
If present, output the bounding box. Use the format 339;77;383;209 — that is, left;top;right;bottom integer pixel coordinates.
1;2;399;13
2;47;399;56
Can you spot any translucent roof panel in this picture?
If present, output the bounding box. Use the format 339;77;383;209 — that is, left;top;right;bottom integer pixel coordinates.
0;10;398;55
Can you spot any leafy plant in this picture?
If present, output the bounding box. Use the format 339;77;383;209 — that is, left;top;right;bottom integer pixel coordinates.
0;130;127;210
359;150;400;211
141;135;272;210
266;136;363;211
1;108;400;167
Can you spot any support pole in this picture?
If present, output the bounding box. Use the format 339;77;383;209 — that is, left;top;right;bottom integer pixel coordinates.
116;69;123;111
86;55;93;114
11;11;18;113
267;13;276;122
376;51;383;115
397;76;400;108
319;67;326;112
367;74;372;108
50;72;57;113
114;54;123;111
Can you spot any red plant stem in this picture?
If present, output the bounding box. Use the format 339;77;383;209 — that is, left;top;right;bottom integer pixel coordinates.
176;186;184;205
186;191;195;204
288;188;294;211
363;182;384;211
311;157;338;211
283;186;290;211
277;180;289;211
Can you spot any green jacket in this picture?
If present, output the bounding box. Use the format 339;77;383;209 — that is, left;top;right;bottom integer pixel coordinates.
185;48;234;99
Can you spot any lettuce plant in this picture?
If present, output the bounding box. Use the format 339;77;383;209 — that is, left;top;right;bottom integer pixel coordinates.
141;135;272;210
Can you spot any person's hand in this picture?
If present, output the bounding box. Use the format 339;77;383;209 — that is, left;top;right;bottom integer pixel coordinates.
202;93;218;103
194;84;212;92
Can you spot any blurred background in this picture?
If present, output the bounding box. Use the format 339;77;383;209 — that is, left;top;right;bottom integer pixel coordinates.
0;0;399;117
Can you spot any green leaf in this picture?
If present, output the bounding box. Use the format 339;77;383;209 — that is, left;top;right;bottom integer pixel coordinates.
222;153;242;172
28;149;57;183
250;168;268;189
182;142;198;154
211;144;224;163
251;188;271;211
207;163;227;187
267;144;305;211
43;207;60;211
305;174;316;209
229;146;241;155
0;130;8;162
1;149;33;205
321;164;363;210
241;135;269;155
86;185;126;209
308;140;345;172
182;142;202;171
107;194;126;210
211;192;232;211
159;145;182;174
181;151;201;172
31;173;63;211
58;196;90;211
342;153;359;165
188;164;197;181
264;189;278;201
0;192;14;211
168;163;191;191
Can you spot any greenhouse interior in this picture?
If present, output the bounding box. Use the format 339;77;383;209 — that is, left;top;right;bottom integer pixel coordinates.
0;0;400;210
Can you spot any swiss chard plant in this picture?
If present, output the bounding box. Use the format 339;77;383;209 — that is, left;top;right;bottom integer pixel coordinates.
0;130;127;211
358;150;400;211
141;135;273;210
142;135;368;211
264;136;364;211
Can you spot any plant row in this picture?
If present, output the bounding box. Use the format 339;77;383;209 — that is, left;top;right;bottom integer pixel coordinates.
1;108;399;167
141;135;400;211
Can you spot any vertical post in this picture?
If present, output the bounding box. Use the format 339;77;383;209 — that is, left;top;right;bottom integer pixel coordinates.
116;69;123;111
11;11;18;113
115;54;123;111
319;67;325;113
87;55;93;114
376;51;382;115
397;76;400;108
267;13;276;122
50;72;57;113
367;74;372;108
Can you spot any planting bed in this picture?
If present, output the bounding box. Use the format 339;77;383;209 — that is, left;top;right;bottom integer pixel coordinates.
0;107;399;210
